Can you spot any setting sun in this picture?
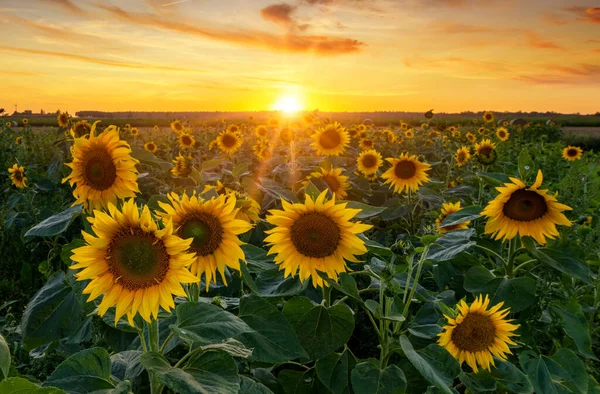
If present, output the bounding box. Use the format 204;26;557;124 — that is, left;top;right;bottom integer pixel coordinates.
273;95;303;113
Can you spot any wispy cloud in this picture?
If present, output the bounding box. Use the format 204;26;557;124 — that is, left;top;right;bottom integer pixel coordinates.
527;32;565;50
39;0;86;15
515;63;600;85
565;6;600;24
0;70;40;77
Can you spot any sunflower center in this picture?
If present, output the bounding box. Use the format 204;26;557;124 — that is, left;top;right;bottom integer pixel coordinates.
503;189;548;222
322;174;341;192
290;212;340;258
362;154;378;168
478;146;493;156
83;148;117;190
182;135;192;145
451;312;496;352
14;172;23;181
319;129;342;149
222;133;238;148
108;229;169;290
394;160;416;179
458;152;466;161
179;213;224;256
567;149;577;157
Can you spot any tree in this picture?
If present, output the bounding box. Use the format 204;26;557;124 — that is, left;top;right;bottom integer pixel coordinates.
0;108;4;115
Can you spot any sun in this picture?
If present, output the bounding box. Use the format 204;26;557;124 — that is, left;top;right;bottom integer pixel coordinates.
273;95;303;113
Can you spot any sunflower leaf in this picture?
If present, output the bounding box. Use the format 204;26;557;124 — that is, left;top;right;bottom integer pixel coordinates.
351;359;407;394
0;377;66;394
24;204;83;238
439;206;481;228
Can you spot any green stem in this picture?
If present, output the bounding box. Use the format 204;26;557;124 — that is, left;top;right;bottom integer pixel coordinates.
147;319;162;394
506;238;518;278
159;332;175;354
402;254;415;305
138;329;148;353
512;259;537;275
322;285;332;307
402;246;429;319
474;244;507;265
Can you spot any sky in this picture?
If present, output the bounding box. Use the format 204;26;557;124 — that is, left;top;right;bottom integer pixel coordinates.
0;0;599;113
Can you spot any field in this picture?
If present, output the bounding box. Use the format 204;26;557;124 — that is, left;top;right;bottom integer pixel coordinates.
0;112;599;394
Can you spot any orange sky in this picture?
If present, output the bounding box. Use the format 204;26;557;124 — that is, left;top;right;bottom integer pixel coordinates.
1;0;599;113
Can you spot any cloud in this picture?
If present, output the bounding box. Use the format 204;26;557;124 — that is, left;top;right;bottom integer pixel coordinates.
97;4;364;55
565;6;600;24
39;0;85;15
541;12;570;26
261;3;297;27
527;32;565;50
0;70;39;77
429;22;496;34
0;46;195;72
515;63;600;85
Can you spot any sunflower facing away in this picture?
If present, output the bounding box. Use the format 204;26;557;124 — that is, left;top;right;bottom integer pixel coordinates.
216;129;243;154
481;170;572;244
156;192;252;289
171;153;193;177
57;112;70;128
438;295;519;372
357;149;383;176
70;199;198;325
311;122;349;156
482;111;494;123
171;120;184;134
144;141;157;153
70;120;92;138
63;123;139;212
304;167;350;200
455;146;471;167
265;191;372;288
562;146;583;161
178;133;195;149
496;127;509;142
8;164;27;188
382;153;431;194
436;202;470;233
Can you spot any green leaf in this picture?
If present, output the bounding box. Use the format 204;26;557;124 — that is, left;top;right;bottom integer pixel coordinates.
317;272;362;304
131;147;173;171
278;369;317;394
426;229;476;262
170;302;254;345
303;181;321;200
202;158;225;171
459;371;496;393
239;260;259;294
550;300;597;360
536;248;592;284
519;351;563;394
282;297;316;327
141;350;240;394
490;361;533;394
0;378;66;393
44;348;115;393
21;271;84;351
255;269;307;297
60;239;86;266
237;295;307;363
550;348;588;394
232;162;251;178
110;350;144;382
399;337;460;394
24;205;83;238
464;267;536;312
408;324;442;339
439;206;481;228
351;359;407;394
316;349;357;394
0;334;10;381
477;172;510;187
343;201;388;219
518;148;535;179
293;304;354;360
240;376;274;394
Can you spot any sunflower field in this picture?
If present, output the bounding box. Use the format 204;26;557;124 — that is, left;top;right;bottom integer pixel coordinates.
0;112;599;394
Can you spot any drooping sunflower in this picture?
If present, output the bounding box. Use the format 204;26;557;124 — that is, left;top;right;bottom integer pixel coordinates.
255;125;268;139
481;170;572;244
8;164;27;188
496;127;509;141
482;111;494;123
475;139;497;165
178;133;195;149
311;122;349;156
465;132;476;143
304;167;350;200
171;153;193;177
62;123;139;212
455;146;471;167
436;202;470;233
70;199;198;325
357;149;383;176
382;153;431;194
171;120;184;134
156;192;252;289
359;138;374;151
144;141;157;153
57;112;70;128
438;295;519;372
216;129;243;154
70;120;92;138
265;191;372;288
562;146;582;161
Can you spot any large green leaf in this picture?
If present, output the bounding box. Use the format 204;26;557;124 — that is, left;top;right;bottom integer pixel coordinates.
240;376;274;394
236;295;307;363
140;350;239;394
131;147;173;171
316;349;357;394
459;371;496;393
490;361;533;394
24;205;83;238
255;269;307;297
43;348;116;393
464;266;536;312
342;201;388;219
426;229;476;262
21;271;84;351
440;206;482;228
170;302;254;345
351;359;406;394
550;348;588;394
519;351;571;394
550;300;597;360
111;350;144;382
535;248;592;284
518;148;535;179
477;172;510;187
399;337;460;394
0;334;9;381
0;378;66;393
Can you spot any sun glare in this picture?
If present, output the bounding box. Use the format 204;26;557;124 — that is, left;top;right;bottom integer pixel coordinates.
273;95;303;113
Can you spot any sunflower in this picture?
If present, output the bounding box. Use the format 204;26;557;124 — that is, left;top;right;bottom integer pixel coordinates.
70;199;198;325
268;118;279;127
171;120;184;134
496;127;509;141
455;146;471;167
124;124;131;131
178;133;195;149
562;146;582;161
130;127;139;137
382;153;431;194
477;127;485;135
452;129;461;138
71;120;92;138
15;136;22;144
438;295;519;372
405;129;414;139
436;202;470;233
208;139;218;151
265;191;372;288
502;121;509;127
5;121;11;128
8;164;27;188
156;192;252;289
154;125;159;132
22;118;28;125
216;130;243;154
359;138;374;151
481;170;572;244
348;127;358;138
57;112;70;128
227;124;241;136
400;122;408;130
171;153;193;177
475;139;497;165
62;123;139;212
255;125;268;139
305;167;350;200
429;130;441;138
232;193;261;224
482;111;494;123
465;132;476;143
144;141;157;153
279;127;295;144
365;173;378;182
382;129;396;143
357;149;383;176
311;122;349;156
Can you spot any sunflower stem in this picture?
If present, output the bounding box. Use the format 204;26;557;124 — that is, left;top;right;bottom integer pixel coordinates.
322;285;331;307
402;245;429;319
506;238;518;278
147;319;162;394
